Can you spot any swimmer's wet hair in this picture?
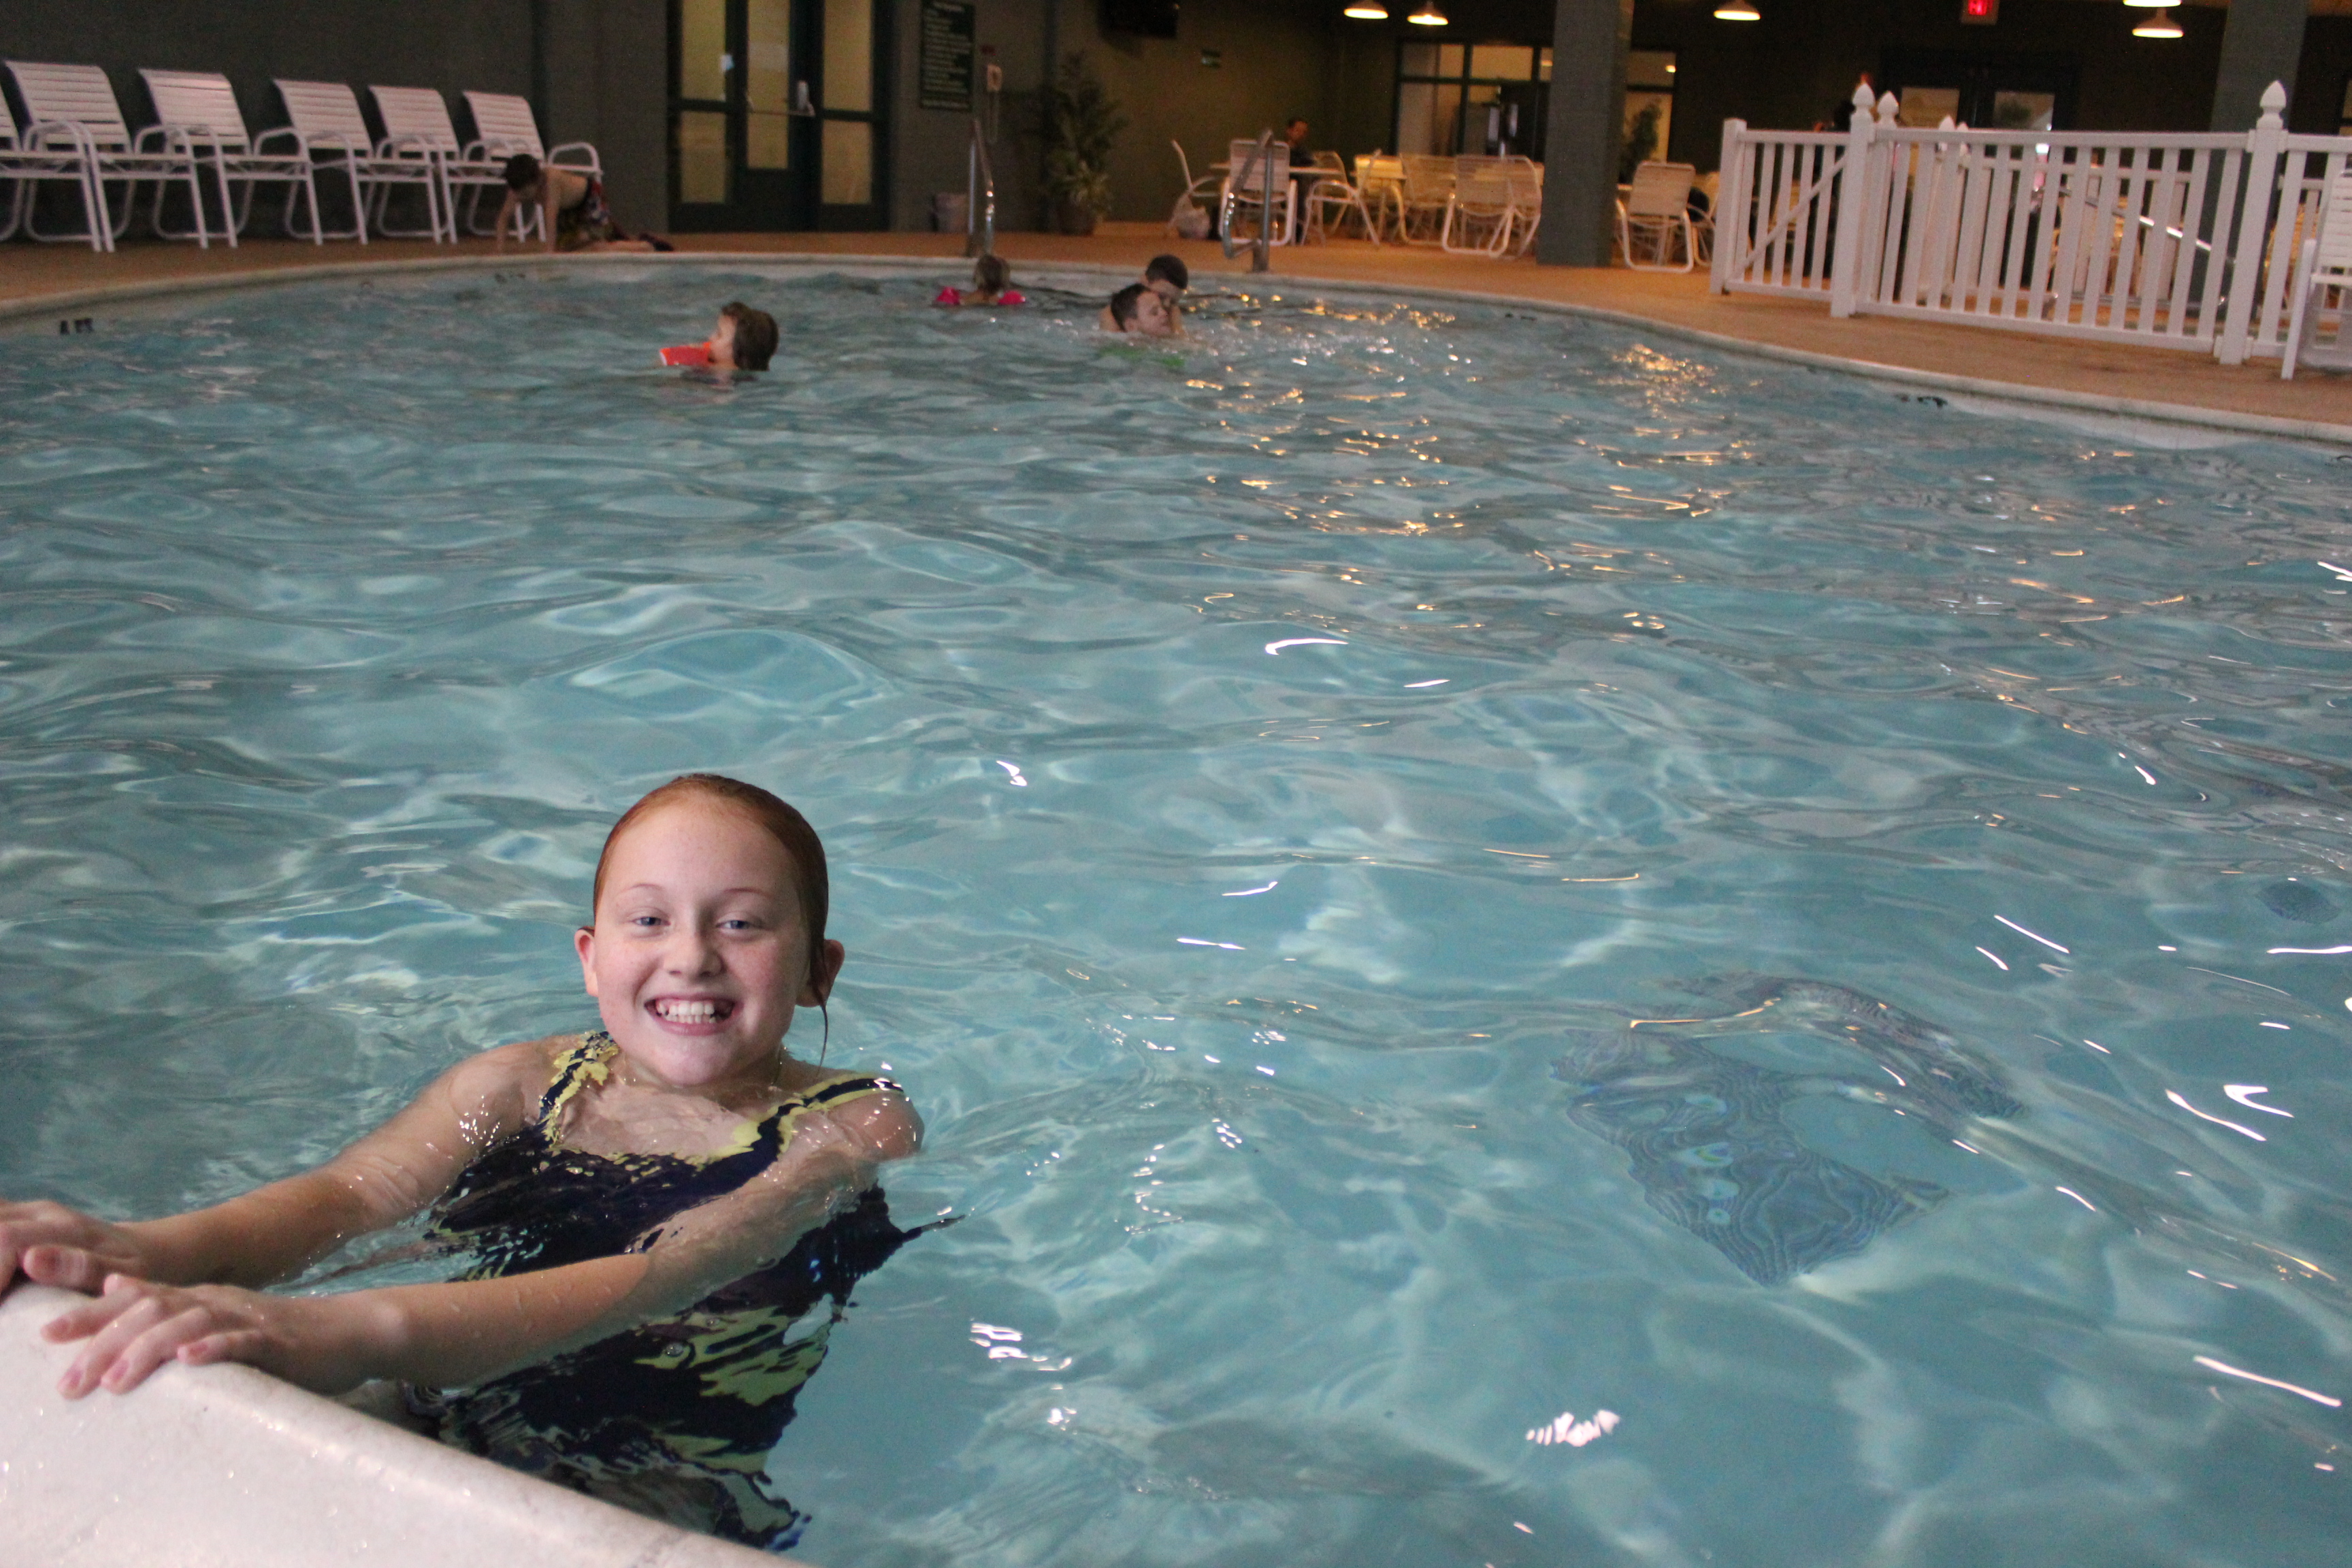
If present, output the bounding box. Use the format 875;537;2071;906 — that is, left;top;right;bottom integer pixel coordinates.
589;774;828;990
1144;254;1189;292
1109;282;1147;327
502;153;541;191
720;301;779;370
973;253;1011;296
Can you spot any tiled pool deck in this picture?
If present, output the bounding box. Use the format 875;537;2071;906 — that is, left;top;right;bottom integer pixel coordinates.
8;220;2352;442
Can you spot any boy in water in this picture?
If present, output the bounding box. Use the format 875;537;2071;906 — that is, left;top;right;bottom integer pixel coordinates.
706;301;779;370
1104;282;1176;338
1098;253;1188;333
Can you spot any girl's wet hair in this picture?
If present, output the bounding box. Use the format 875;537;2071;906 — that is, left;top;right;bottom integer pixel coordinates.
502;153;541;191
972;253;1010;295
720;301;779;370
589;774;828;985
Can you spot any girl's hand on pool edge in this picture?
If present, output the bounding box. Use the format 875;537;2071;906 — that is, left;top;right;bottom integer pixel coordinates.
40;1273;385;1399
0;1200;157;1296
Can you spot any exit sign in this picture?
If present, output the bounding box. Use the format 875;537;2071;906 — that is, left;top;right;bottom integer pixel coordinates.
1961;0;1997;22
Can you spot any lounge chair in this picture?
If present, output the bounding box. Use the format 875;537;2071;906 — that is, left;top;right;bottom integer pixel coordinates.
1616;160;1697;272
1441;155;1516;256
0;97;106;248
1503;157;1543;257
1167;140;1221;235
139;69;311;246
366;86;497;242
1396;154;1456;244
3;61;206;250
1354;154;1404;242
1219;136;1296;248
461;91;600;238
272;80;444;244
2283;170;2352;379
1301;150;1377;244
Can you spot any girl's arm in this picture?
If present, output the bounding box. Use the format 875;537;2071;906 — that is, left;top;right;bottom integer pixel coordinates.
3;1039;553;1295
42;1088;921;1398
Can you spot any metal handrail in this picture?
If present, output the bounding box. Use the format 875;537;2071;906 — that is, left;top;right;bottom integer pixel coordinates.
1222;127;1278;273
964;114;995;259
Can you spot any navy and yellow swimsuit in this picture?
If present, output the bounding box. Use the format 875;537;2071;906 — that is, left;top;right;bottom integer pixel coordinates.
408;1031;914;1552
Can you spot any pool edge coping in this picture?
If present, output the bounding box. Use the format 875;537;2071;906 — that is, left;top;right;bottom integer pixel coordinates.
7;249;2349;448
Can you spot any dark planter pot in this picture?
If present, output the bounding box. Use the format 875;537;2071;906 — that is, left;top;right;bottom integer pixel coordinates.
1056;201;1100;236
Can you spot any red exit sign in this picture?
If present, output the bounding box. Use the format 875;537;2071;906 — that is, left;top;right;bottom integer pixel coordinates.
1961;0;1998;22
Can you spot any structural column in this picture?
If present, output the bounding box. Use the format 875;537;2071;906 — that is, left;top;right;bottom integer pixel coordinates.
2210;0;2305;131
1536;0;1633;267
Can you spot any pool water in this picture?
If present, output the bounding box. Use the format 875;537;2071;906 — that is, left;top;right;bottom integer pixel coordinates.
4;265;2351;1566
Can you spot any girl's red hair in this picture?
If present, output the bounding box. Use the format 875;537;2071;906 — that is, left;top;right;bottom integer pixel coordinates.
588;774;829;983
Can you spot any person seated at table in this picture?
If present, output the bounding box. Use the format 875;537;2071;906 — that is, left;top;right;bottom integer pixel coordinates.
494;154;672;254
934;254;1026;308
1101;282;1176;338
1286;118;1315;172
1096;256;1188;334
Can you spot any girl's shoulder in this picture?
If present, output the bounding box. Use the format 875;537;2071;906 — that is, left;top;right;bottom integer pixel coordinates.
777;1063;922;1158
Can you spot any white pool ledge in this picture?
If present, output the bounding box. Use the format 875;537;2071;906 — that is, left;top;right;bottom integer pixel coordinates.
0;1284;794;1565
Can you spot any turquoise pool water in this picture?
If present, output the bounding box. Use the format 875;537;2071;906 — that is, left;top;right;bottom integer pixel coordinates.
3;264;2351;1565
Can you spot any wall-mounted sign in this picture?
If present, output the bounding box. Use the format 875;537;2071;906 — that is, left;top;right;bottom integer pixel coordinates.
1961;0;1997;24
920;0;977;112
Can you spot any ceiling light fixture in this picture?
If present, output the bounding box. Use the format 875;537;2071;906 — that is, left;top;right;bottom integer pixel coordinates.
1343;1;1389;16
2132;5;2183;34
1714;1;1761;19
1409;1;1448;24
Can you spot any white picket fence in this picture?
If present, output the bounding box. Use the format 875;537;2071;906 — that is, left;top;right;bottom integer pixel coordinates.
1709;82;2346;365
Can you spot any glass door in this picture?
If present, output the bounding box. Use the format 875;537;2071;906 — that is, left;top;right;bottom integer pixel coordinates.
670;0;886;231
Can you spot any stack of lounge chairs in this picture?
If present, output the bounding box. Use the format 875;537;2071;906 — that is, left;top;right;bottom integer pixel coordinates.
0;62;598;250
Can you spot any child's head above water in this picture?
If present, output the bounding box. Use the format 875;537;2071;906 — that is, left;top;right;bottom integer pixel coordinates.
708;301;779;371
1143;253;1189;299
970;252;1011;301
579;774;838;1087
1109;282;1174;337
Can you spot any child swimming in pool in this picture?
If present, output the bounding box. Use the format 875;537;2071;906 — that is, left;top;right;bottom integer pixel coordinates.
0;774;921;1549
932;252;1025;308
664;301;779;369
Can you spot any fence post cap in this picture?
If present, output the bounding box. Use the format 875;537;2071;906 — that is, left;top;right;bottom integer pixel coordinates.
1850;83;1874;114
1876;92;1901;125
2259;80;2287;129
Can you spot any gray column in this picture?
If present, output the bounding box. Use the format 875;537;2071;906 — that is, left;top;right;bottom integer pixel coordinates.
1536;0;1633;267
2209;0;2304;131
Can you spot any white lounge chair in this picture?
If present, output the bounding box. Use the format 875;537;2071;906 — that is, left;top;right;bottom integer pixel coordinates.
1167;140;1221;235
1441;155;1517;256
271;80;443;244
3;61;206;250
1219;136;1296;248
1503;157;1543;257
139;69;311;246
366;86;496;243
0;101;105;248
1301;150;1377;244
1354;154;1405;243
1616;160;1697;272
1396;154;1456;244
461;91;599;238
2283;169;2352;379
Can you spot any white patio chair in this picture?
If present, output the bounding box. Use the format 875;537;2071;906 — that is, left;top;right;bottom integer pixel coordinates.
2284;169;2352;379
4;61;205;250
1688;169;1718;263
461;91;598;238
140;69;311;247
1616;160;1697;272
1171;140;1221;208
1503;157;1543;256
1397;154;1456;244
367;86;492;242
1441;154;1516;256
1301;150;1377;244
1355;153;1404;242
0;102;105;248
272;80;444;244
1219;135;1296;248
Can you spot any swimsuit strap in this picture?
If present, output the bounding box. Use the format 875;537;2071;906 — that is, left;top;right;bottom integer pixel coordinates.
761;1075;900;1151
536;1031;619;1122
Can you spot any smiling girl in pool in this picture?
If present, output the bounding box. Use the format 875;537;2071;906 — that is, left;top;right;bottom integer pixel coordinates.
0;774;921;1548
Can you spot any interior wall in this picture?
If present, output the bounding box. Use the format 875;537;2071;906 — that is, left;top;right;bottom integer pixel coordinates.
1062;0;1342;225
542;0;670;231
890;0;1050;233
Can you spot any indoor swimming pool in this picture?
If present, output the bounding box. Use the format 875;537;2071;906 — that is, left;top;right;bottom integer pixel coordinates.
1;264;2349;1565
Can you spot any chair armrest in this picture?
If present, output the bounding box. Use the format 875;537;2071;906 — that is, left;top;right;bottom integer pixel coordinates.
254;127;306;155
25;120;97;157
548;142;599;170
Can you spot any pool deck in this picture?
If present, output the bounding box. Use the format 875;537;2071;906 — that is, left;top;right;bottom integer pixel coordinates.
7;220;2352;441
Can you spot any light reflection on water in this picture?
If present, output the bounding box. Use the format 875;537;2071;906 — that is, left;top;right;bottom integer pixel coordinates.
3;268;2352;1564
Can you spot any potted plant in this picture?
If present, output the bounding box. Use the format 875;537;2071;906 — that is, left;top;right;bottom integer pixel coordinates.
1042;52;1124;235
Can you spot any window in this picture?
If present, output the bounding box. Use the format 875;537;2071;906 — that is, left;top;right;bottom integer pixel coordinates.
1392;41;1550;160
